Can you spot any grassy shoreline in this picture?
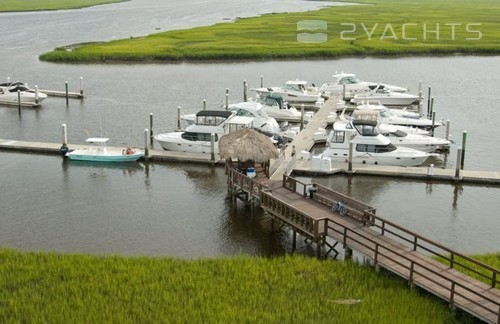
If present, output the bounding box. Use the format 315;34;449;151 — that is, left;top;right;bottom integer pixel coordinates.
0;0;125;12
0;248;475;323
39;0;500;63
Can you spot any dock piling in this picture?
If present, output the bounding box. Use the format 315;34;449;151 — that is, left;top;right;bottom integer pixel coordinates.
461;131;467;170
431;111;436;137
144;128;149;157
243;80;248;102
65;81;69;106
60;123;69;155
455;148;462;179
342;84;346;101
79;77;84;96
177;106;182;131
17;90;21;116
348;141;353;172
300;104;304;131
260;75;264;88
225;93;229;111
203;99;206;110
35;85;40;105
427;87;432;117
149;113;154;144
210;133;215;164
445;120;451;140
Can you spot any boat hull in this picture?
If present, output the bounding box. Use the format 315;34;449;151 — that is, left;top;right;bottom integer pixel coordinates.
66;149;143;162
155;133;218;154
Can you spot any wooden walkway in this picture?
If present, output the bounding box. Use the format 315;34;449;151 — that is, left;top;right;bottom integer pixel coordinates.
228;170;500;323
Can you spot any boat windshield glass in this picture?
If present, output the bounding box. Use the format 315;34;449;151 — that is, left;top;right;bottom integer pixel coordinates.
181;132;218;142
339;76;361;84
389;130;407;137
353;124;379;136
195;116;226;126
233;108;255;118
378;109;393;118
356;143;397;153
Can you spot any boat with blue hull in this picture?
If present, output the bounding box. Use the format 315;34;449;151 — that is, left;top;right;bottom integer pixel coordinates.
66;138;143;162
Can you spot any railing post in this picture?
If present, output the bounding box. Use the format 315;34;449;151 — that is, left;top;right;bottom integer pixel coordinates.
449;282;456;308
374;243;379;265
381;221;385;236
343;227;348;246
409;261;415;288
413;236;418;251
450;253;455;269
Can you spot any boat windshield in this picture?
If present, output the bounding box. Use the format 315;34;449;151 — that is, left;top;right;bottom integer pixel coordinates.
353;123;380;136
181;132;218;142
356;143;397;153
338;76;361;84
378;109;393;118
233;108;255;118
387;130;407;137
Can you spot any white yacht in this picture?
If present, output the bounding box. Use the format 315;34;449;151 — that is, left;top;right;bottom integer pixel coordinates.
252;79;324;105
0;81;47;106
377;123;451;153
350;84;419;106
183;102;281;136
354;103;442;130
155;110;235;154
323;119;431;167
319;72;408;99
258;94;303;120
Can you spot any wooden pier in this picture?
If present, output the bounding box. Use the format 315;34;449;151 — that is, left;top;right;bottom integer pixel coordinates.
227;170;500;323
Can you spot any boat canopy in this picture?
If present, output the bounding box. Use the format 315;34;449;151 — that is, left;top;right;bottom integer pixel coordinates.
195;110;232;118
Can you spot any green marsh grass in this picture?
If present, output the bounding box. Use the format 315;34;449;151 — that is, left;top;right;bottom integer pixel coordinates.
39;0;500;63
0;249;470;323
435;252;500;286
0;0;124;12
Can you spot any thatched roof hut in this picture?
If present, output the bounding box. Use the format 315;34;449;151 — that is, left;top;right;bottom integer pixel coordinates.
219;128;278;163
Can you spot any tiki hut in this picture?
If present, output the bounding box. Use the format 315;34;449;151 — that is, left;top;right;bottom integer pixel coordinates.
219;128;279;178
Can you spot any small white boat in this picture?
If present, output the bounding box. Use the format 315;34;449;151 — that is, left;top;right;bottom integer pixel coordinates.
319;72;408;99
252;79;324;105
323;119;432;167
350;84;419;106
0;82;47;106
66;138;144;162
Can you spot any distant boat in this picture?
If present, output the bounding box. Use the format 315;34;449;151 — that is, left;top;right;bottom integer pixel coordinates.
66;138;144;162
350;84;419;106
0;81;47;106
252;79;324;106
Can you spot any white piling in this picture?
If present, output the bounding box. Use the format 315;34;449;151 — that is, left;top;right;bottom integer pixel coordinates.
35;85;40;105
62;123;68;145
348;140;354;172
300;104;305;131
243;80;248;102
342;83;346;101
260;75;264;88
65;81;69;106
455;147;462;179
445;120;451;140
203;99;206;110
17;90;21;115
144;128;149;157
427;164;434;176
149;113;154;144
79;77;84;96
210;133;215;164
225;93;229;111
461;131;467;170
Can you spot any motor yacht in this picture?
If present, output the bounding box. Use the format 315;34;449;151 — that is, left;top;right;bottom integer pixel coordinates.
155;110;241;154
258;94;303;120
319;72;408;99
323;119;432;167
0;81;47;106
377;123;451;153
353;103;442;130
252;79;324;105
350;84;419;106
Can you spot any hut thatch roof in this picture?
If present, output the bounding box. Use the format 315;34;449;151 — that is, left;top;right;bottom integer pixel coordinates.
219;128;278;162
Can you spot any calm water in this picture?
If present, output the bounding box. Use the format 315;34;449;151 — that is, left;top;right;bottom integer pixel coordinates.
0;1;498;257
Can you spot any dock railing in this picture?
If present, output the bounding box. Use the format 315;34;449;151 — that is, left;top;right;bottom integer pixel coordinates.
322;216;500;324
363;210;500;289
227;167;267;199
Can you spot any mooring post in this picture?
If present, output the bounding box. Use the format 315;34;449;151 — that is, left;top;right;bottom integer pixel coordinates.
17;90;21;116
431;111;436;137
292;230;297;252
79;77;84;96
243;80;248;102
461;131;467;170
149;113;154;144
225;93;229;111
35;85;40;105
203;99;206;110
342;83;346;101
60;123;69;155
65;81;69;106
348;137;354;172
144;128;149;157
445;120;451;140
177;106;182;131
455;147;462;179
260;75;264;88
427;86;431;117
210;133;215;164
418;90;423;116
429;97;434;120
300;104;305;131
